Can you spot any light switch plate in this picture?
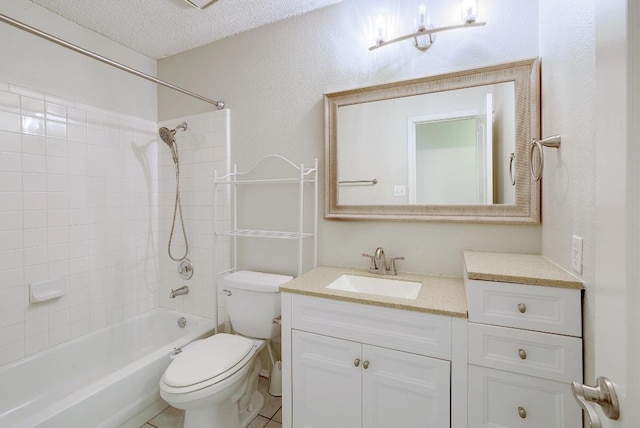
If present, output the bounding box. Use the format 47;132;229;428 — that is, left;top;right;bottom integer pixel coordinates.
571;235;583;274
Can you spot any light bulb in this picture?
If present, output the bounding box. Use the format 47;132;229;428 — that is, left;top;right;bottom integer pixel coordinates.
417;3;427;29
461;0;479;23
375;13;387;44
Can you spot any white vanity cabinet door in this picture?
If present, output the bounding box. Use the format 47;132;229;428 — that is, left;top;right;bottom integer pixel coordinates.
362;345;451;428
468;366;582;428
291;330;451;428
292;330;362;428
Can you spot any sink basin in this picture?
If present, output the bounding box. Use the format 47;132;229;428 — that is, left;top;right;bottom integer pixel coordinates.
325;274;421;300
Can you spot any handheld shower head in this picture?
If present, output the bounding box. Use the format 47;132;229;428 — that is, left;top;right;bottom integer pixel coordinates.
159;126;176;146
158;122;187;164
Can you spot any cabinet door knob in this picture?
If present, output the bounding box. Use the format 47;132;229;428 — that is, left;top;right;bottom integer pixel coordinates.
518;349;527;360
518;406;527;419
354;358;360;367
363;360;370;369
518;303;527;313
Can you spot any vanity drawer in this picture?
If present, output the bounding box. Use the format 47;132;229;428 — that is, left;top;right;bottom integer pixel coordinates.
468;365;582;428
468;323;582;382
466;279;582;336
291;294;452;359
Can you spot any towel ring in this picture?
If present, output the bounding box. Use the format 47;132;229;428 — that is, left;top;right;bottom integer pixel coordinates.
508;153;516;186
530;135;561;181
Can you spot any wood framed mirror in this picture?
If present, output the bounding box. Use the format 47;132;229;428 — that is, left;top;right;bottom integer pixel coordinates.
324;58;540;223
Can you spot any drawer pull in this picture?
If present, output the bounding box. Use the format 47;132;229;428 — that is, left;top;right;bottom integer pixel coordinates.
518;406;527;419
518;303;527;313
363;360;370;369
518;349;527;360
354;358;360;367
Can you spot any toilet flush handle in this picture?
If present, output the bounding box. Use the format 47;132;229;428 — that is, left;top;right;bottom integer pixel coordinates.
272;315;282;325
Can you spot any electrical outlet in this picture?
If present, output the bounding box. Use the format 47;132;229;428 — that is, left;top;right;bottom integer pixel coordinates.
571;235;583;274
394;185;406;197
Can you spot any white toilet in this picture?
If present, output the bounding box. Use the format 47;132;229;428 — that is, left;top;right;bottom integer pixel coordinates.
159;270;292;428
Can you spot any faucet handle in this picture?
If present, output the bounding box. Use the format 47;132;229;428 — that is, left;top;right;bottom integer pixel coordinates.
362;253;376;270
389;256;405;275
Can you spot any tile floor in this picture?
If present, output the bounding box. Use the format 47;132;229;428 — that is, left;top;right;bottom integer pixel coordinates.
141;377;282;428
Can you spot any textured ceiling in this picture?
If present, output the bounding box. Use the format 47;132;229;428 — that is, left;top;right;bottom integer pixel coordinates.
28;0;344;59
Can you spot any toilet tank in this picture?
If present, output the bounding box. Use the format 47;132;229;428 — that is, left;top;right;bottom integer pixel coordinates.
221;270;293;339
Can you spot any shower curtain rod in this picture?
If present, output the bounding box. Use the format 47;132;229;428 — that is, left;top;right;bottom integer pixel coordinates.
0;13;225;109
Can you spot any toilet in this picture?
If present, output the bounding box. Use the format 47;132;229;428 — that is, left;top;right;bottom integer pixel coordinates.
159;270;292;428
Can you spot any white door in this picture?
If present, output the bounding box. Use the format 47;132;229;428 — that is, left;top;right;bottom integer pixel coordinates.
584;0;638;426
291;331;361;428
362;344;450;428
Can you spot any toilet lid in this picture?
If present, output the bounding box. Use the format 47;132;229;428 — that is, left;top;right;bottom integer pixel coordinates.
163;333;254;388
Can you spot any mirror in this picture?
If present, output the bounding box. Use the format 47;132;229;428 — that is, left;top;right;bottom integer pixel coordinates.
324;58;540;223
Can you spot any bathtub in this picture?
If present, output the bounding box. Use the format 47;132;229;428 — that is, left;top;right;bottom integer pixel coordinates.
0;308;215;428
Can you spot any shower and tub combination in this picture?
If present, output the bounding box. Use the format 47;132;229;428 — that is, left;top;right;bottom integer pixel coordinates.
0;309;215;428
0;13;228;428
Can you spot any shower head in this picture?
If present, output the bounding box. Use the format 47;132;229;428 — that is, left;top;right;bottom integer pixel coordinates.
159;126;175;146
158;122;187;164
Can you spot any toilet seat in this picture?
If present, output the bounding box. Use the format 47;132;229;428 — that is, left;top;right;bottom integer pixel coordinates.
161;333;256;395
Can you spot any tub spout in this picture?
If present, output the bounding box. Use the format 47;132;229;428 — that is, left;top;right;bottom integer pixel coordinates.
169;285;189;298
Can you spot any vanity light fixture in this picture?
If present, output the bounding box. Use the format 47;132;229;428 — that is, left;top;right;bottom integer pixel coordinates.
369;0;486;51
182;0;220;10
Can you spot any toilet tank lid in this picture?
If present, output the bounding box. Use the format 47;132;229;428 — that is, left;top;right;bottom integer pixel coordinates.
221;270;293;292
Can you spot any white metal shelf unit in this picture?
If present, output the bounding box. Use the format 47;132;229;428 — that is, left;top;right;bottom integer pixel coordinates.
214;155;318;277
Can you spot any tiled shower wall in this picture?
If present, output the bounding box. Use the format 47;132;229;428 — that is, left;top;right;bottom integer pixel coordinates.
158;111;230;328
0;81;160;367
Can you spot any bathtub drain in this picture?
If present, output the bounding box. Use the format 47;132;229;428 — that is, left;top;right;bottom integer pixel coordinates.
178;317;187;328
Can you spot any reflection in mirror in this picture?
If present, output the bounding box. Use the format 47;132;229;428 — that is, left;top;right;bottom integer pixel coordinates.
338;82;515;206
325;59;540;223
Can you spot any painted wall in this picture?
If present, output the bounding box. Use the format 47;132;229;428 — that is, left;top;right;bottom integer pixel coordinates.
538;0;597;381
158;0;542;277
0;1;158;367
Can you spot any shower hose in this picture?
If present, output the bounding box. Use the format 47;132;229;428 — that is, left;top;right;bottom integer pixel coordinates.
168;157;189;261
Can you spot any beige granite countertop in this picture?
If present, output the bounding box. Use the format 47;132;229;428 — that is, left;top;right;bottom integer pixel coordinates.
280;265;467;318
464;250;584;289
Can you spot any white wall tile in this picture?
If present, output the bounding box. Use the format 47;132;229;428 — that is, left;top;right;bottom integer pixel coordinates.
46;138;67;157
0;111;21;133
0;130;20;152
0;268;22;292
21;97;45;118
21;116;45;136
0;211;23;230
25;315;48;338
0;81;160;366
23;173;46;192
0;172;22;192
0;341;24;367
22;154;46;173
0;249;22;270
0;305;22;329
0;230;23;251
0;152;21;172
25;332;48;355
0;322;23;347
0;91;20;114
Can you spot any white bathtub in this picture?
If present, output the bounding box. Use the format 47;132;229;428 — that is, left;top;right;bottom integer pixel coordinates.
0;308;215;428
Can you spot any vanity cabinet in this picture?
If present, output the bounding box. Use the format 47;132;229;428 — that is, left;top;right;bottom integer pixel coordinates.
465;276;583;428
285;294;453;428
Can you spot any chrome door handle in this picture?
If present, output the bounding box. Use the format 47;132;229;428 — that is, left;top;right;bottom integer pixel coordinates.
571;377;620;428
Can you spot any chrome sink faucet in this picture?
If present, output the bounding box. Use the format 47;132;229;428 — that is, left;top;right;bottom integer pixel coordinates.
362;247;405;275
